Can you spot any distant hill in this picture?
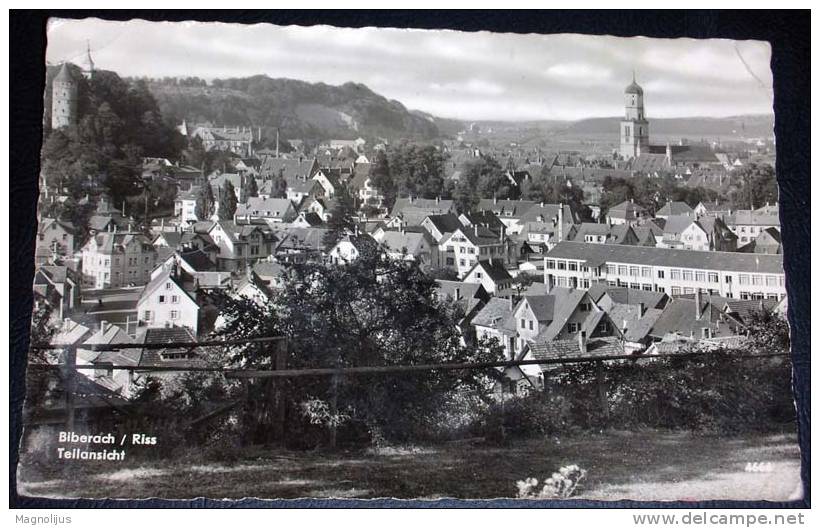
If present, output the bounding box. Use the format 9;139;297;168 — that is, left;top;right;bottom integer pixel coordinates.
145;76;440;143
557;115;775;138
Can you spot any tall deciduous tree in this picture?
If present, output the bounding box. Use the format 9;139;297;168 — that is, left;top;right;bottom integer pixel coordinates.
215;245;498;445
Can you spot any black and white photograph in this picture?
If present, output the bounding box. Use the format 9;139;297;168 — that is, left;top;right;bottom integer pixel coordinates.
12;13;807;505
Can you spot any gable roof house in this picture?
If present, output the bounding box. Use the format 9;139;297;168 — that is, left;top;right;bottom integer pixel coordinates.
327;233;379;265
136;268;200;335
420;213;463;244
33;265;80;320
207;221;277;272
376;229;438;270
655;201;695;219
605;200;648;226
389;197;456;227
462;259;514;297
80;231;157;290
472;296;518;360
235;196;297;223
37;218;77;260
439;224;507;278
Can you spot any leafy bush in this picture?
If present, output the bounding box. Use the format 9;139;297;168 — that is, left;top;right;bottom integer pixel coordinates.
516;464;588;499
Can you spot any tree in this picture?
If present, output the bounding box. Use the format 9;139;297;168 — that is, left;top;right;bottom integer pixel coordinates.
729;164;778;210
218;181;238;221
369;150;396;209
242;175;258;202
511;273;536;295
271;168;288;199
322;186;357;247
214;245;498;445
195;183;215;221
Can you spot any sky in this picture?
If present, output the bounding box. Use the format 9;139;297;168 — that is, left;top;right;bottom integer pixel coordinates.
45;18;774;122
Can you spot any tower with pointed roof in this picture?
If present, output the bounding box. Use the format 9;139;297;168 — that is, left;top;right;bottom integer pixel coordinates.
619;72;650;160
80;41;95;79
51;63;78;129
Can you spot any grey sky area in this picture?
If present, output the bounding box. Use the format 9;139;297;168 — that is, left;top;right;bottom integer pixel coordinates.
46;18;774;121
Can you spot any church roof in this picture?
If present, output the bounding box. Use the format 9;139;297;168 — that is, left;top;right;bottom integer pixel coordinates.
625;80;643;95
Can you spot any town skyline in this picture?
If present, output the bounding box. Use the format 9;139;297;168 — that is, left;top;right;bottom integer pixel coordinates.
46;18;774;122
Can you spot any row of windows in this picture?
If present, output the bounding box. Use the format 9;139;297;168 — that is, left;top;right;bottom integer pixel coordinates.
142;310;180;320
546;260;586;272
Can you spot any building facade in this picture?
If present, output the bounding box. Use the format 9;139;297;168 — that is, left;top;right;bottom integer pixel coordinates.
544;241;785;300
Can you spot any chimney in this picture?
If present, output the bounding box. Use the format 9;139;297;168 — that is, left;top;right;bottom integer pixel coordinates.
558;204;564;242
509;295;514;310
577;330;587;355
474;225;478;237
100;320;109;334
454;287;460;300
638;302;644;317
436;196;440;204
276;128;280;158
493;195;497;205
695;289;704;320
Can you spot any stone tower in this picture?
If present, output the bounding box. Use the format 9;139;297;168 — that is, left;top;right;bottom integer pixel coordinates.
619;72;650;160
51;63;77;130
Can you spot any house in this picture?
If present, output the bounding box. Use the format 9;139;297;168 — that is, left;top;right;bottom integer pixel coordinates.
472;297;518;359
545;241;786;300
208;221;277;272
327;233;379;265
434;280;490;343
78;320;140;396
271;227;334;263
32;265;80;319
253;260;289;290
605;200;648;226
133;326;202;381
462;259;513;296
189;125;256;157
233;269;274;305
723;206;780;246
174;188;200;225
376;229;438;269
312;169;342;199
291;211;324;228
420;214;463;244
136;268;199;334
37;218;76;259
80;231;157;289
647;291;745;342
389;197;456;226
656;201;695;220
571;223;642;246
738;227;782;254
349;163;384;208
439;224;507;278
659;215;711;251
235;197;297;223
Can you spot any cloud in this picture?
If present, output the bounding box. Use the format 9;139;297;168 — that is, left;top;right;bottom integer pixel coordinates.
45;19;774;121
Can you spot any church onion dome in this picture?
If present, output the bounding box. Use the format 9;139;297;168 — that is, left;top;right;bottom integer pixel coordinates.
54;62;74;83
625;80;643;95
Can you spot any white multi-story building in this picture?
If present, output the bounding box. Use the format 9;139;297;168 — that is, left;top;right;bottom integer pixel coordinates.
544;241;785;301
80;231;157;289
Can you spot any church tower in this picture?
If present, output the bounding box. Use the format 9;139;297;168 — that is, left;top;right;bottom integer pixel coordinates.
51;63;78;130
80;41;95;79
619;72;650;160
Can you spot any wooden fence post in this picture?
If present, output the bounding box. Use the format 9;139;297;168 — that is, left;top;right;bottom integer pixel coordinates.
64;345;77;431
596;360;609;420
272;338;288;444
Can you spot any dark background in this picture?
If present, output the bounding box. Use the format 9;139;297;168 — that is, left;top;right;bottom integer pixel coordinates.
10;10;811;508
